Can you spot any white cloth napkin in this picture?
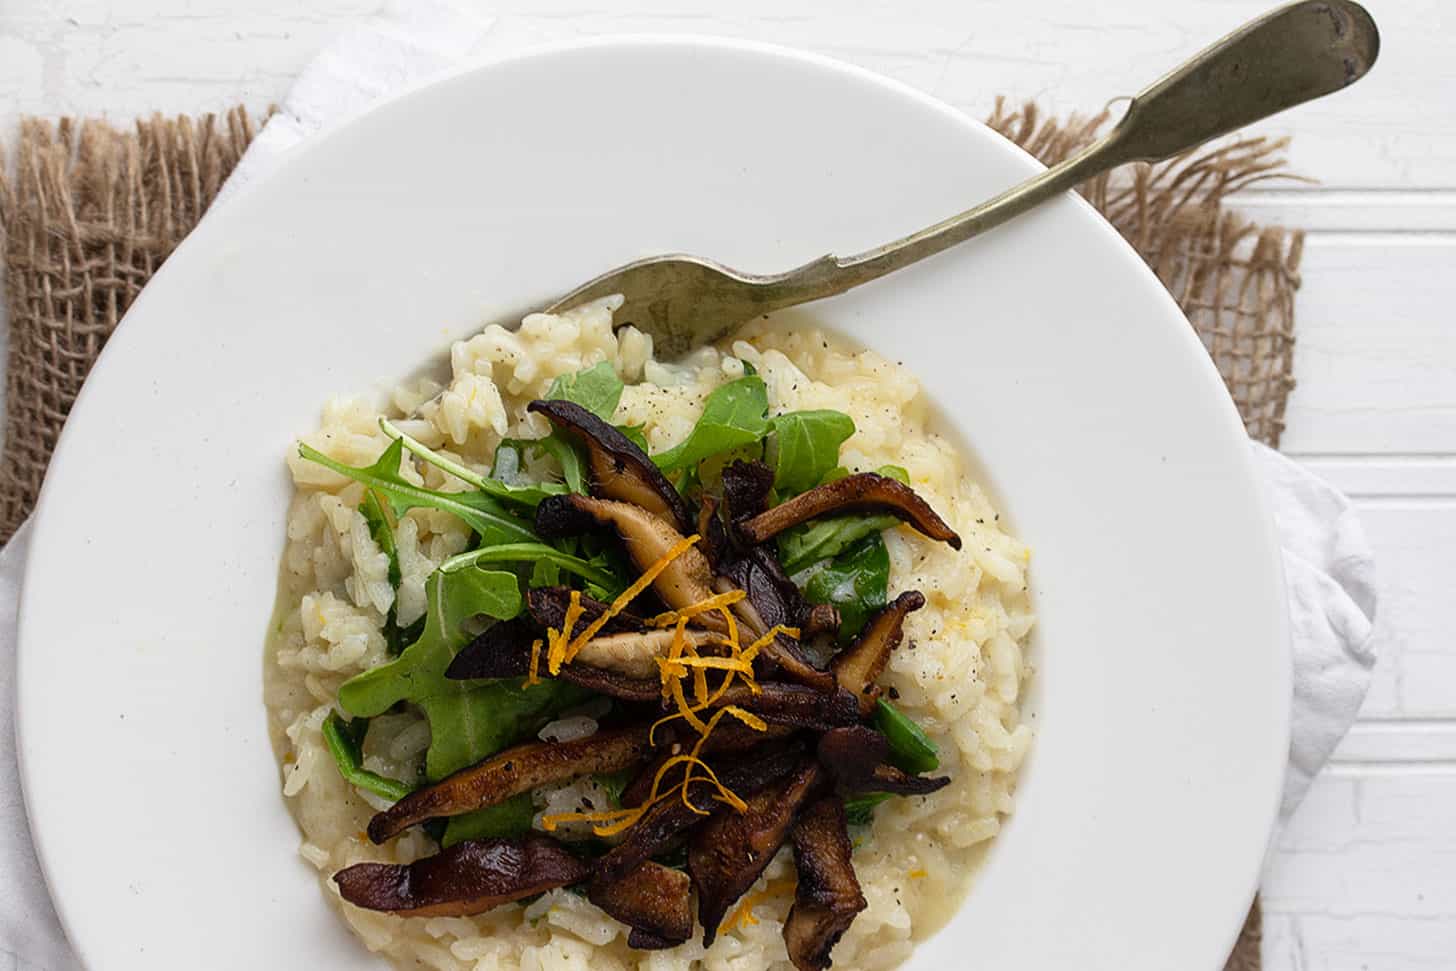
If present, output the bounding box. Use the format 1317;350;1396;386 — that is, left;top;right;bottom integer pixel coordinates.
0;3;1378;967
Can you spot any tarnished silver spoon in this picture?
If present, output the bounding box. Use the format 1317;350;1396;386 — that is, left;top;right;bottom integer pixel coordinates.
545;0;1377;357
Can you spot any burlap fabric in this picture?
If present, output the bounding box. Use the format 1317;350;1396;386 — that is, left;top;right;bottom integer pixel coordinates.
0;103;1297;967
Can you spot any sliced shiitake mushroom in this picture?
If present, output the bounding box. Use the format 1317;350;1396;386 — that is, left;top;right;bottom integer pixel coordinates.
717;549;835;690
720;459;775;521
588;861;694;949
709;681;861;732
783;796;867;971
535;494;724;629
815;725;890;787
737;472;961;549
333;835;588;918
597;741;807;884
816;726;948;796
690;758;825;946
618;723;799;809
527;586;645;634
528;399;693;534
830;591;925;715
368;725;652;843
444;622;663;701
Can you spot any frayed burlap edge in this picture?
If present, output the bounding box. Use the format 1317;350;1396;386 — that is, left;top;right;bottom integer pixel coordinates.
0;102;1295;968
0;108;261;541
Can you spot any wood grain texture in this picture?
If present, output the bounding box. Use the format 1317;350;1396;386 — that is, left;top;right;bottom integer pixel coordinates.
1;2;1450;969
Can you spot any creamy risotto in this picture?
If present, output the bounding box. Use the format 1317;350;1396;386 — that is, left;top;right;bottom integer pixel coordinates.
265;296;1034;971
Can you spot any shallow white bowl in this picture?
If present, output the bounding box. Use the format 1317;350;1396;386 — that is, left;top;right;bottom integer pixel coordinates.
17;37;1288;971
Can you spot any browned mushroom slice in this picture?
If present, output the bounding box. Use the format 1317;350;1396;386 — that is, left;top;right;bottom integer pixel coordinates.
333;835;588;918
445;626;662;701
802;604;842;639
535;494;725;629
816;727;949;796
863;763;950;797
815;725;889;787
445;617;540;680
555;665;662;703
619;722;799;808
721;459;775;521
697;493;730;567
528;586;645;634
588;861;694;949
738;472;962;549
690;759;825;946
574;629;728;680
598;741;807;884
830;591;925;715
529;399;694;534
718;550;835;690
783;796;867;971
368;725;652;843
710;681;861;732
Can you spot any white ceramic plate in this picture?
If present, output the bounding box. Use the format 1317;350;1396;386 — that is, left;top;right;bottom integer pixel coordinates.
17;38;1288;971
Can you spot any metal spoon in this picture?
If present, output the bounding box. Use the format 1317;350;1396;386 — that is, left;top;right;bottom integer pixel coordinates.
544;0;1378;357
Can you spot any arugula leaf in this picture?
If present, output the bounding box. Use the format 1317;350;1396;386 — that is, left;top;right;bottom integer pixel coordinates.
441;793;535;848
843;792;892;826
777;465;910;574
298;439;536;546
768;410;855;494
337;564;523;718
381;419;567;512
530;558;562;587
540;435;587;494
359;490;401;588
798;532;891;644
616;424;650;452
529;362;628;494
359;489;414;656
321;712;416;803
441;543;626;596
417;677;589;781
546;362;624;420
874;699;941;774
652;374;770;472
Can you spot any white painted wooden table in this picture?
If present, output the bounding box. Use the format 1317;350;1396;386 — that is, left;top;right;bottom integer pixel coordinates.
1;2;1450;968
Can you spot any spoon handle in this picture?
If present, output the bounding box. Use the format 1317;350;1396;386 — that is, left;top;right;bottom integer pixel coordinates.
764;0;1378;306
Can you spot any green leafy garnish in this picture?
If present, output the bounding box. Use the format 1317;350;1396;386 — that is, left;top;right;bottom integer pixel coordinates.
321;712;416;803
768;410;855;495
652;374;770;472
799;532;890;644
540;435;588;494
875;699;940;774
778;465;910;573
529;362;629;494
617;424;650;452
337;564;523;719
359;490;401;588
381;419;567;511
298;439;536;545
417;677;589;781
441;543;625;597
441;793;535;848
545;361;624;420
843;792;892;826
359;489;413;656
